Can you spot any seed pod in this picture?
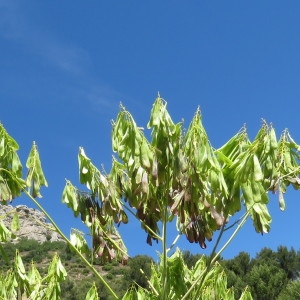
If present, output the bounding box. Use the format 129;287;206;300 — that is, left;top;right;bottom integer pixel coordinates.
211;207;224;227
253;155;263;182
137;207;146;220
179;204;186;224
263;134;271;154
151;156;158;182
140;140;151;170
147;98;162;128
178;150;188;173
134;135;141;156
135;166;144;184
278;188;286;211
217;132;241;157
113;212;120;224
120;210;129;224
186;227;195;243
241;183;254;205
146;234;152;246
141;172;149;194
283;149;293;170
264;156;273;177
203;198;211;208
198;232;207;249
204;227;213;241
269;127;278;149
251;181;262;203
209;169;219;191
238;156;253;183
184;190;191;202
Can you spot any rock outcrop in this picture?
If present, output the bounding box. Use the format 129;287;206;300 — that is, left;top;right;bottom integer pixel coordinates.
0;204;64;243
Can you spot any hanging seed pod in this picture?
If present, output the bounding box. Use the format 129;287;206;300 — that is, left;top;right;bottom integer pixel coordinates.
278;188;286;211
211;207;224;227
186;225;195;243
253;155;263;182
120;210;129;224
178;149;188;173
151;156;158;181
140;139;151;170
269;127;278;150
141;172;149;194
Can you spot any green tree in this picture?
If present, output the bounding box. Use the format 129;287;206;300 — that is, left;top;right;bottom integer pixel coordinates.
123;255;153;290
275;246;300;280
223;252;251;277
246;263;288;299
2;95;300;299
182;250;203;269
221;252;252;299
278;279;300;300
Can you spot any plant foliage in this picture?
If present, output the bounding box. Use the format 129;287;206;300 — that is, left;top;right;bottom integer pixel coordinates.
1;95;300;299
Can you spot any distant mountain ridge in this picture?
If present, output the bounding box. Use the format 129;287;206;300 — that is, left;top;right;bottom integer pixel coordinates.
0;204;64;243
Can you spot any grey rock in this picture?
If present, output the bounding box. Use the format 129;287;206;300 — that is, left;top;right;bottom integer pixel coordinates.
0;204;65;243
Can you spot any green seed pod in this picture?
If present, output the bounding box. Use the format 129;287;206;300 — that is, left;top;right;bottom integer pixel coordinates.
269;127;278;149
120;210;129;224
241;183;254;205
236;156;252;183
140;139;151;170
209;169;219;191
253;155;263;182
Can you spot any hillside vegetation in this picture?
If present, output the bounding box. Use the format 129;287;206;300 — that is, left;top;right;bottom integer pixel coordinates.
1;239;300;299
0;239;153;299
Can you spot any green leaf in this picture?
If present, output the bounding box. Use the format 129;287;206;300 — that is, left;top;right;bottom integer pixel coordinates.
85;283;99;300
61;181;79;215
0;220;15;242
11;212;20;232
47;253;67;282
70;228;90;256
28;262;42;286
15;250;27;281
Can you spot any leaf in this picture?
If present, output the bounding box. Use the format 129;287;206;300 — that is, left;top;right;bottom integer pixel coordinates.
28;261;42;286
15;250;27;281
56;256;67;281
0;220;15;242
61;181;79;215
70;228;90;256
85;283;99;300
11;212;20;232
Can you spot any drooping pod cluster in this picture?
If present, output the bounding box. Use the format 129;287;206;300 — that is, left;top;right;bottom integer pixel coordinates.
0;124;48;202
62;150;129;264
61;95;300;260
216;120;300;233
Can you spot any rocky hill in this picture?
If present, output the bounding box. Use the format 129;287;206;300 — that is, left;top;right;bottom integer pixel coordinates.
0;204;64;243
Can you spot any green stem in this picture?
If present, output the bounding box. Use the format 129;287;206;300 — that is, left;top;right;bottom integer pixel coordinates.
181;211;250;300
22;189;119;299
211;211;249;265
161;202;168;300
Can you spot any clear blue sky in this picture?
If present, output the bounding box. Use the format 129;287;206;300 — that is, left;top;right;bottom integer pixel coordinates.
1;0;300;260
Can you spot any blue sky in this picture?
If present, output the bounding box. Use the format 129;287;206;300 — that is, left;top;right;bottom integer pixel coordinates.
1;0;300;260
